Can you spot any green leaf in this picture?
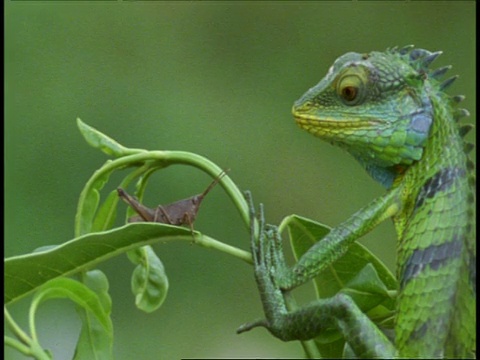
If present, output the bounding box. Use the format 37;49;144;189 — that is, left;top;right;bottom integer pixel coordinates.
78;185;100;236
127;246;169;313
91;190;120;232
5;223;194;305
30;277;113;337
76;170;113;236
74;270;113;360
82;270;112;317
76;118;144;158
282;214;396;298
340;263;390;312
281;214;330;275
281;214;397;358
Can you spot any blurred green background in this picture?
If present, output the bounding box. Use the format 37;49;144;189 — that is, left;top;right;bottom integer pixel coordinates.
5;2;475;359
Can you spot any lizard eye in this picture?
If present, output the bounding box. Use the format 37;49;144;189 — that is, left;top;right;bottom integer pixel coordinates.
337;74;365;105
341;86;358;102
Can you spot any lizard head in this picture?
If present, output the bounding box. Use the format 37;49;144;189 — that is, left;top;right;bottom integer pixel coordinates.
292;47;439;187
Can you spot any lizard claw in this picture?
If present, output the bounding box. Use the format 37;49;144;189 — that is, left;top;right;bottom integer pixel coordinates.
236;318;269;334
239;191;289;337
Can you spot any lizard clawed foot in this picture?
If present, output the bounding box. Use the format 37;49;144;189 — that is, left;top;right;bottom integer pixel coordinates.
244;191;285;293
237;192;289;337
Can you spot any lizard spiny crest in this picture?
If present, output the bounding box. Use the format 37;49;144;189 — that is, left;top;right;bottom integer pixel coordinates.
390;45;474;147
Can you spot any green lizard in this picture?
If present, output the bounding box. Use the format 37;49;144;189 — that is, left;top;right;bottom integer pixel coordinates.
238;46;476;358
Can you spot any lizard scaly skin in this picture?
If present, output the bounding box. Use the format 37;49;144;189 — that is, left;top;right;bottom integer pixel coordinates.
240;46;475;358
295;46;476;357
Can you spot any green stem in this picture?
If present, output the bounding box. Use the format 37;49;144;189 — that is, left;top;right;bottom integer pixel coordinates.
4;307;31;346
75;151;251;237
4;307;51;360
197;234;252;264
4;336;32;356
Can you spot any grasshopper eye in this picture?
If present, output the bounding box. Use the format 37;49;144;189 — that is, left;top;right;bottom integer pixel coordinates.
337;74;365;105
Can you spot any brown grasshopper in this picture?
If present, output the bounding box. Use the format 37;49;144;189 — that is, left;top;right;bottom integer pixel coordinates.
117;170;227;234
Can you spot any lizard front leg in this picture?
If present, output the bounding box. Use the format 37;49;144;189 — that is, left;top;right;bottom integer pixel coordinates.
276;188;401;291
238;191;399;358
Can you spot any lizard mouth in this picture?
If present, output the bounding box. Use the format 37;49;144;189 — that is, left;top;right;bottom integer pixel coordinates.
294;114;384;130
